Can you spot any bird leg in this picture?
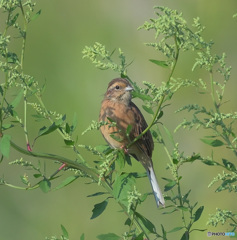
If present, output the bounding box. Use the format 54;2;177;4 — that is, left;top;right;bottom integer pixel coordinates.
120;145;129;154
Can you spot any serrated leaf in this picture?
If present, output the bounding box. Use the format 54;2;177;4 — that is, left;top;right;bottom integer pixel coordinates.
164;180;176;192
200;138;224;147
91;199;108;219
202;159;218;166
0;134;11;158
61;224;69;238
97;233;120;240
193;206;204;222
142;105;154;114
149;59;169;68
39;179;51;193
135;212;156;234
54;176;78;191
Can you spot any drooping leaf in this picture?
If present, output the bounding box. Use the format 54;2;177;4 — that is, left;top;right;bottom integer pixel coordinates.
39;179;51;193
149;59;169;68
97;233;120;240
135;212;156;234
193;206;204;222
0;134;11;158
164;180;176;192
142;105;154;114
91;199;108;219
200;138;224;147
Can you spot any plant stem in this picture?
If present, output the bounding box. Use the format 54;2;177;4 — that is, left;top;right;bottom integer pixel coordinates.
10;140;149;238
128;35;179;148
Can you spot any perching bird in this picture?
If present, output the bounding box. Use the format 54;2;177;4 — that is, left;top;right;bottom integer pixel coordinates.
99;78;165;207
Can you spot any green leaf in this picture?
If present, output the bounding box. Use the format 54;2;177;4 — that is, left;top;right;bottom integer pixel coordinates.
116;151;125;169
37;123;59;138
0;134;11;158
222;159;236;171
91;199;108;219
135;212;156;234
164;180;176;192
162;208;178;215
64;139;75;146
39;179;51;193
112;173;136;206
54;176;78;191
177;206;189;211
200;138;224;147
168;226;184;233
149;59;169;68
10;89;24;108
97;233;120;240
87;192;107;197
126;124;132;136
80;233;85;240
163;125;175;145
193;206;204;222
202;159;219;166
31;9;42;21
132;91;153;101
2;124;14;130
181;231;189;240
142;105;154;114
61;224;69;238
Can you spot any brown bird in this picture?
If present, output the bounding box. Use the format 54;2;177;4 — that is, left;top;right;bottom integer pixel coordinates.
99;78;165;207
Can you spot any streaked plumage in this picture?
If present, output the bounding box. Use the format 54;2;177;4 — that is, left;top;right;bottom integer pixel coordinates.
99;78;165;207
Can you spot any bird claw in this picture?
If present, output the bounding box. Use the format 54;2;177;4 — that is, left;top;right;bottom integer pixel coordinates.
120;145;128;154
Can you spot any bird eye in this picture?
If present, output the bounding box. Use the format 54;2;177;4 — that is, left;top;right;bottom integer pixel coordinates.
115;85;120;89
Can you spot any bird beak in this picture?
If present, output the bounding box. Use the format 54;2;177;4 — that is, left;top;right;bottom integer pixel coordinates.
125;85;133;92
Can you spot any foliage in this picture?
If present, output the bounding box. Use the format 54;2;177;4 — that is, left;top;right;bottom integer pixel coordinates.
0;2;236;240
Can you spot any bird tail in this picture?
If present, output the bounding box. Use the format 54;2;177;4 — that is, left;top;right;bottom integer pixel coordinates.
147;166;165;208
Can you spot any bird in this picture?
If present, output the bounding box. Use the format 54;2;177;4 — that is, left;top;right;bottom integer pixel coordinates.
99;78;165;207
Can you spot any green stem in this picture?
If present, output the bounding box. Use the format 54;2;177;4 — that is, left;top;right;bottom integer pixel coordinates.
0;7;12;136
209;72;237;157
10;140;148;238
128;35;180;148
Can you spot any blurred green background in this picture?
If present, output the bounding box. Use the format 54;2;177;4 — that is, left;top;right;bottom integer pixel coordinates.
1;0;237;239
